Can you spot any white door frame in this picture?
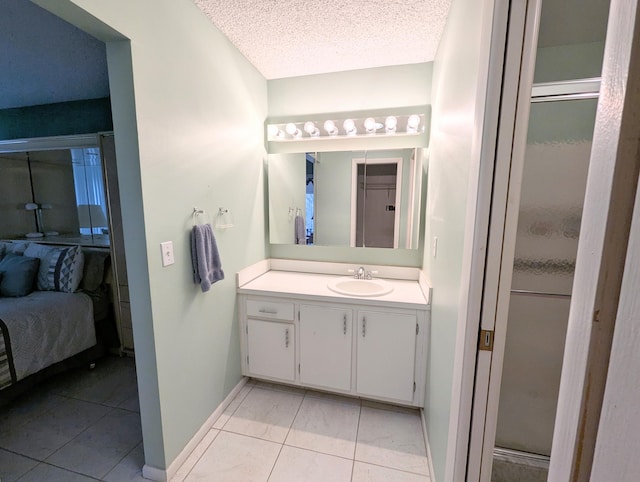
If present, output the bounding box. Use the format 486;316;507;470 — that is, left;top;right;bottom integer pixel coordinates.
549;0;640;478
464;0;640;480
438;0;517;479
350;156;402;248
454;0;540;480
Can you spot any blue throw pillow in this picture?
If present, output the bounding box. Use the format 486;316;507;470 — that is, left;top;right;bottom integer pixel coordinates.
0;253;40;297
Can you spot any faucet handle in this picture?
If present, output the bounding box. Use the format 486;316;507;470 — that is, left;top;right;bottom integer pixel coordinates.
347;269;358;279
366;270;378;280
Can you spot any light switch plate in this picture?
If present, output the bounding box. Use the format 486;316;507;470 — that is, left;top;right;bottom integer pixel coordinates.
160;241;175;267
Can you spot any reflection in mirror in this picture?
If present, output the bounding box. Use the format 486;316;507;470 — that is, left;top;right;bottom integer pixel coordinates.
0;145;109;245
268;148;423;249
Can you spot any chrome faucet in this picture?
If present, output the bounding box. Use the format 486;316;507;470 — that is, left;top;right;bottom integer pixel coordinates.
357;266;366;279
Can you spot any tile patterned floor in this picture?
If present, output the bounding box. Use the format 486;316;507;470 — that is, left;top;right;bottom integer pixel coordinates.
0;355;143;482
172;380;431;481
1;359;432;482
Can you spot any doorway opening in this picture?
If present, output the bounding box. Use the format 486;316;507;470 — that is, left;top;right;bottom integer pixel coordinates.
351;157;402;248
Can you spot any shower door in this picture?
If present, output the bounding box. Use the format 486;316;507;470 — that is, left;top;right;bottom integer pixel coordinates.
495;97;597;447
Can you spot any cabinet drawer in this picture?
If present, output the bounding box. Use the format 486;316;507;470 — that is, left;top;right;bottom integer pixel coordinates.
246;299;294;321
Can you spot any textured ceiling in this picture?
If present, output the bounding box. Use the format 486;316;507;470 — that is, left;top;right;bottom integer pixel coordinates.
193;0;453;79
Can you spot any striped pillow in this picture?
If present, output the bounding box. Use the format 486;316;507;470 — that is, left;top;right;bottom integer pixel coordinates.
23;244;84;293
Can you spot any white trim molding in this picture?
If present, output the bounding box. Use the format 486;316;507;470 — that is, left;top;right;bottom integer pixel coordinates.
142;377;249;481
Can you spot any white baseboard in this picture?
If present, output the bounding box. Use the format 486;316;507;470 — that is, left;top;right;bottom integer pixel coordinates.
142;377;249;481
421;408;437;482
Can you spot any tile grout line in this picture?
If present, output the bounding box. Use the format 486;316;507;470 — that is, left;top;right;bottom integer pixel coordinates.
42;404;119;478
214;382;256;430
20;460;103;481
265;387;307;481
178;429;222;482
350;399;363;482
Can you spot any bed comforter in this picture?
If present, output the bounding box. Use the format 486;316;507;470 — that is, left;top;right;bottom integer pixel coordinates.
0;291;96;390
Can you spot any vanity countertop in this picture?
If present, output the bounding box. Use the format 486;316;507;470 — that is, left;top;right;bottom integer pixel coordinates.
237;270;429;310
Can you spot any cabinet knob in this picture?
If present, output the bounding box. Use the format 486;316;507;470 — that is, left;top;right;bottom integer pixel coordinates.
343;314;347;335
362;317;366;338
285;328;289;348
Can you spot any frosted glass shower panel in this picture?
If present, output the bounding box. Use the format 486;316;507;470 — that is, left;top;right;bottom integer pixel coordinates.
511;98;598;295
496;294;571;455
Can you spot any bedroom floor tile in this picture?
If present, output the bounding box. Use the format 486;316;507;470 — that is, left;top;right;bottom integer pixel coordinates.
46;407;143;479
0;397;111;459
53;356;137;407
0;392;67;433
14;462;98;482
103;442;147;482
0;355;142;482
0;447;39;482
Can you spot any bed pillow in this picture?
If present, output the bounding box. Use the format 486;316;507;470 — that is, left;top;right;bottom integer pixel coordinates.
0;241;30;256
0;253;40;297
23;243;84;293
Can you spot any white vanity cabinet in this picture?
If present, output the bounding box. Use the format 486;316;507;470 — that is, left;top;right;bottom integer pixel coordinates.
244;299;295;382
356;309;418;403
238;285;429;407
299;304;353;392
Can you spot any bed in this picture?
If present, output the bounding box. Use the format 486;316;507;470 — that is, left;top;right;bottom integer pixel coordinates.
0;241;116;404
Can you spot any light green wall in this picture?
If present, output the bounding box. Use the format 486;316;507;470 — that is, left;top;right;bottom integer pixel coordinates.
268;63;433;117
267;64;432;266
422;0;496;480
35;0;268;472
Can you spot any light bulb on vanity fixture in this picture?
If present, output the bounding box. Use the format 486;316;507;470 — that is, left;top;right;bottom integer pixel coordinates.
304;121;320;137
285;122;302;139
343;118;357;136
385;116;397;133
268;124;284;140
324;120;339;136
364;117;379;134
406;114;421;133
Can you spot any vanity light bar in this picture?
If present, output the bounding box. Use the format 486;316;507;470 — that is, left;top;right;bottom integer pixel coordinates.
267;114;425;141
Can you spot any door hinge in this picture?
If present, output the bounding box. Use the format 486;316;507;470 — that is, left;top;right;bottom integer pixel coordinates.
246;324;248;335
298;310;300;321
479;329;494;352
416;323;419;335
246;355;249;366
298;363;301;374
413;381;416;393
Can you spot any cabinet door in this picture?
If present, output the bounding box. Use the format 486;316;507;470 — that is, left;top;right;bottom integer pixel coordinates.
300;304;352;391
247;319;295;382
356;310;417;402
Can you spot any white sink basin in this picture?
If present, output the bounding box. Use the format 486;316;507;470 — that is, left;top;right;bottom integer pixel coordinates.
327;277;394;297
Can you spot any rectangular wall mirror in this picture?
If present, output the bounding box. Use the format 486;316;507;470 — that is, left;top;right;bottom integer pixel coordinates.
268;148;424;249
0;135;110;246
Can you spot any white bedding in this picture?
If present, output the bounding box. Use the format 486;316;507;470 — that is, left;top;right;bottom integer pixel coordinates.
0;291;96;382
